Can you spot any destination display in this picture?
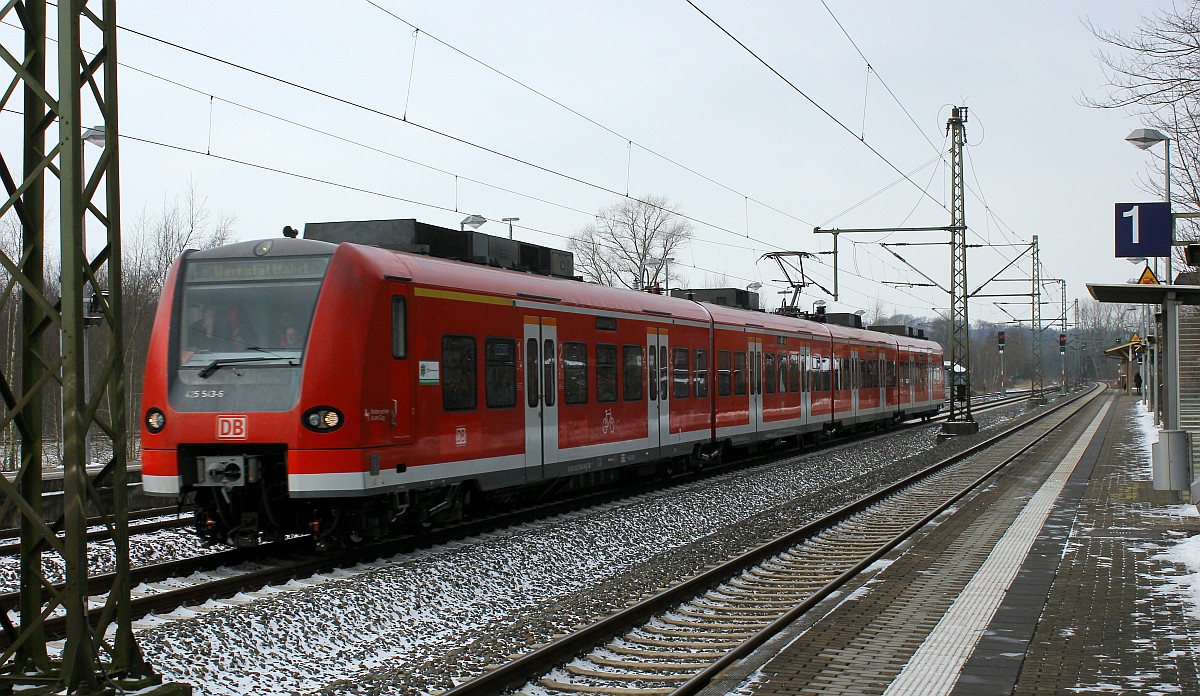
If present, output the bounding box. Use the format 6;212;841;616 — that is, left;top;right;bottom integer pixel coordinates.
186;256;330;282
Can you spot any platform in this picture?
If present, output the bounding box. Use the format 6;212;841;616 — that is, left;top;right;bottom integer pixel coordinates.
703;390;1200;695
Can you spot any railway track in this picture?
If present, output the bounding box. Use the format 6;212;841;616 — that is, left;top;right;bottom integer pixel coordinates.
0;388;1052;649
0;390;1042;557
440;384;1100;695
0;506;182;555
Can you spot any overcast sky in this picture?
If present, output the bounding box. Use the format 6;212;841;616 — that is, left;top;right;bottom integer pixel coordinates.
42;0;1178;326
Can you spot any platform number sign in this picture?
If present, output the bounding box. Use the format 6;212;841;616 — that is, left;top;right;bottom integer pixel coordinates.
1115;202;1171;258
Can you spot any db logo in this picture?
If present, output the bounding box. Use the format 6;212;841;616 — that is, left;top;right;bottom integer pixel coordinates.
216;415;248;440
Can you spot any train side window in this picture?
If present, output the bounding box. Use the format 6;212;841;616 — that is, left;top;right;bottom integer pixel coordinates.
673;347;689;399
564;341;588;404
717;350;731;396
623;345;643;401
733;351;747;395
693;349;708;397
526;338;539;408
597;344;618;403
659;346;669;401
543;339;556;407
391;297;407;359
749;349;757;396
442;335;477;411
764;353;776;394
790;353;800;392
485;338;516;408
648;345;658;401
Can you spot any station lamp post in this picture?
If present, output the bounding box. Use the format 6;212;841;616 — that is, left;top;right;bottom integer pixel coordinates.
460;214;487;232
746;282;762;309
1125;128;1171;281
643;256;674;292
1125;127;1174;430
502;217;519;240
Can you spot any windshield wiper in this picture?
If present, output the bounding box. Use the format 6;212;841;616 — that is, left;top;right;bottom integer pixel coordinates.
198;356;294;379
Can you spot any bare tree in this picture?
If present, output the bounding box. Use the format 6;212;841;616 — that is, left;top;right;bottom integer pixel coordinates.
865;295;889;326
569;195;693;289
122;182;234;454
1087;4;1200;252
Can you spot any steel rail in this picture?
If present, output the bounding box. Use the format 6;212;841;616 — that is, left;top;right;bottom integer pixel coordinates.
0;387;1051;649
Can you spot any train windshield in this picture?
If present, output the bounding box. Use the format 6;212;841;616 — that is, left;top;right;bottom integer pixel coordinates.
171;254;330;411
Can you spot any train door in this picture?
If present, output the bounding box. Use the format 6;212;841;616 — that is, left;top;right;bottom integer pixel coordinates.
748;337;762;434
877;355;886;413
801;347;811;424
383;287;412;445
523;316;558;480
850;350;860;416
902;355;912;405
647;328;670;453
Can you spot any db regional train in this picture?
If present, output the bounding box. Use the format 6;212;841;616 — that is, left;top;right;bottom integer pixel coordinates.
140;219;944;547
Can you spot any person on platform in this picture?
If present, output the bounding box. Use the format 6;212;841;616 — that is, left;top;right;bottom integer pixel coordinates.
1134;371;1143;396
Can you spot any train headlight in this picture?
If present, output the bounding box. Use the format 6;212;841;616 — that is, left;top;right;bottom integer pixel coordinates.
145;408;166;433
302;407;343;432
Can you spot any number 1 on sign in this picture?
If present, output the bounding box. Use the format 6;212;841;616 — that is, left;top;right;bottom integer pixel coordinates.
1124;205;1140;244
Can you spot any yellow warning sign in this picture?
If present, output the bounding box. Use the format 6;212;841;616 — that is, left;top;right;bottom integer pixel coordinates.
1132;332;1142;345
1137;266;1160;285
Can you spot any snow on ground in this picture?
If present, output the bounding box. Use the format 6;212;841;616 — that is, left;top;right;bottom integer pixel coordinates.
132;417;1009;695
1140;393;1200;623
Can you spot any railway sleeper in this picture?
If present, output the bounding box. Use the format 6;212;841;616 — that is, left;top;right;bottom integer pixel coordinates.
606;644;727;660
660;616;769;631
686;601;785;616
638;627;748;643
538;677;673;695
676;606;776;622
740;571;838;585
704;592;810;606
723;578;819;595
590;656;712;672
565;664;694;682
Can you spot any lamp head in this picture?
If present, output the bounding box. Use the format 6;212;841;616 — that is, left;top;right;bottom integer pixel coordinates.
1126;128;1169;150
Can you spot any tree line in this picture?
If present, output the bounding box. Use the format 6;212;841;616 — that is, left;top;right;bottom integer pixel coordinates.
0;183;231;471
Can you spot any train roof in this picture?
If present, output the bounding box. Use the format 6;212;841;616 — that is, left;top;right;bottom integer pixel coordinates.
345;243;941;352
335;241;712;324
215;237;940;354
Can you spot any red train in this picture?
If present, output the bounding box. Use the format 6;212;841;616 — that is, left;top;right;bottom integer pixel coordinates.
140;220;944;546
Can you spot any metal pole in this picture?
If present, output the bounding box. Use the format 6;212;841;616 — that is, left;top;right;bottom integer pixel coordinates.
1060;279;1067;395
1029;236;1045;404
1153;309;1160;424
1000;346;1005;394
944;107;974;428
1166;140;1173;285
1166;291;1180;430
0;0;173;691
15;0;48;675
1142;303;1149;405
1074;298;1080;388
